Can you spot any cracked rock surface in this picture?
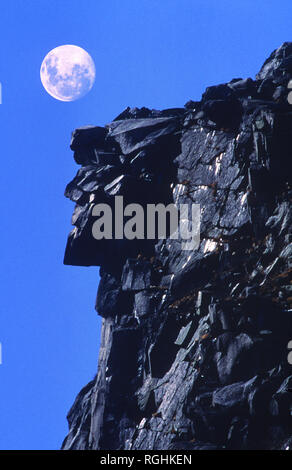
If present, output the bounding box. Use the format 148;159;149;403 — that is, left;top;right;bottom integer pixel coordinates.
62;43;292;450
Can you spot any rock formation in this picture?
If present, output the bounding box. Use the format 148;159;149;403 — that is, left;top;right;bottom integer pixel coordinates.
61;43;292;450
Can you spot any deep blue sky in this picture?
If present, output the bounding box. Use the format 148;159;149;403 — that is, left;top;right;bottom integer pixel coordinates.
0;0;291;450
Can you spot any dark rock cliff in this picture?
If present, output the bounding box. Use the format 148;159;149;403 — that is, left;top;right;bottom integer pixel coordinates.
61;43;292;450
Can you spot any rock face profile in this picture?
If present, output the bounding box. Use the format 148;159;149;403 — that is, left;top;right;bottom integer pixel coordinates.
62;43;292;450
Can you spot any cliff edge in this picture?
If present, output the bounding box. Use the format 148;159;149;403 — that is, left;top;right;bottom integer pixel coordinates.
62;43;292;450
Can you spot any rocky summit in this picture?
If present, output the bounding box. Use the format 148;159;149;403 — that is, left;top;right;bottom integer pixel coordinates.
62;43;292;450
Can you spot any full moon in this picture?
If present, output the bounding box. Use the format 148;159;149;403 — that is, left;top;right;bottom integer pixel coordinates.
40;45;96;102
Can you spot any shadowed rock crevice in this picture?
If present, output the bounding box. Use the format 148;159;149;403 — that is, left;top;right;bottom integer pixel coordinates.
62;43;292;450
